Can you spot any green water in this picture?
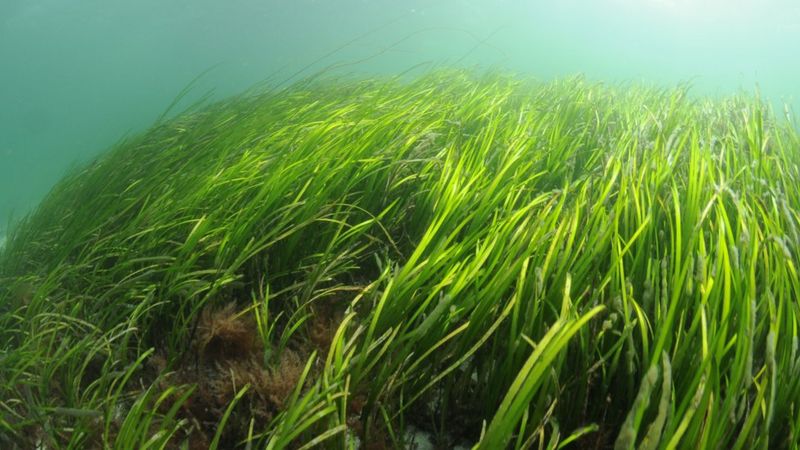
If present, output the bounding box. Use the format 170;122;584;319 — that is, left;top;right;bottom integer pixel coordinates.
1;0;799;237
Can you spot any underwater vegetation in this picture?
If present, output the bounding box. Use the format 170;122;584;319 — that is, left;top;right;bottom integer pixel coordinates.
1;70;800;449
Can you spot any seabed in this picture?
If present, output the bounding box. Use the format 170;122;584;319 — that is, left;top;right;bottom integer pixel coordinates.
1;71;799;449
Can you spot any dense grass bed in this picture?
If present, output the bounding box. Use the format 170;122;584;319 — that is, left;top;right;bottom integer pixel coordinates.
1;71;799;449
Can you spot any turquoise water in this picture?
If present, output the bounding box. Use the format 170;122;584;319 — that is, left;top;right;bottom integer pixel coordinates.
2;0;799;238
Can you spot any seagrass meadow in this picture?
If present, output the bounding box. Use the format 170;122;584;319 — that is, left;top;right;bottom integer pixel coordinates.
1;70;800;449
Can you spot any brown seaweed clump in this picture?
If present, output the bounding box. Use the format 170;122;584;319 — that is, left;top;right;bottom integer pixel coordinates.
148;303;305;449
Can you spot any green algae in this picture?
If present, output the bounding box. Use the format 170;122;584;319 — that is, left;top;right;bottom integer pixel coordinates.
1;71;799;449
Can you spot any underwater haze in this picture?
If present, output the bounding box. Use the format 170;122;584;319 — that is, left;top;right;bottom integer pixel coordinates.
1;0;800;236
